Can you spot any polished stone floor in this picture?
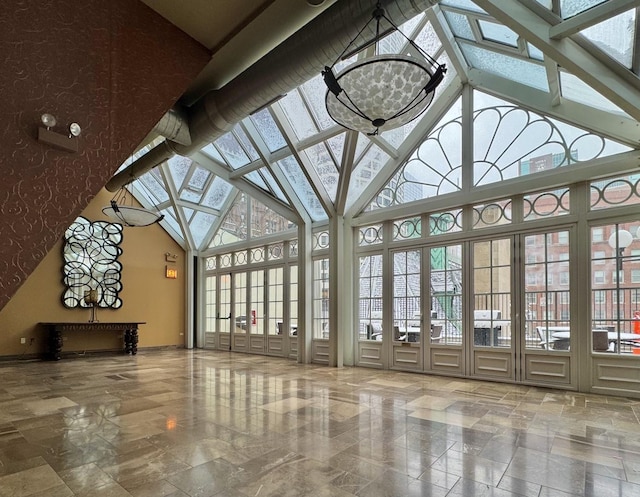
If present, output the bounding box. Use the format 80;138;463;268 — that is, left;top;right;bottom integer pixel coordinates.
1;350;640;497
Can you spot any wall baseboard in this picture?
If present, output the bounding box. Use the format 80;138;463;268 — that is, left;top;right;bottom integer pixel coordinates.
0;345;186;363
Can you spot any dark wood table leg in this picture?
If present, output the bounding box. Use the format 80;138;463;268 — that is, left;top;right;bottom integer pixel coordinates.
124;328;139;355
131;329;138;355
50;329;63;360
124;330;132;354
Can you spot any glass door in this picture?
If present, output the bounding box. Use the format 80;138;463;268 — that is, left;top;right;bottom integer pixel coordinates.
204;275;216;349
472;238;514;379
232;272;248;351
391;249;422;370
266;267;286;357
424;244;464;374
521;230;573;387
248;270;265;353
218;274;231;350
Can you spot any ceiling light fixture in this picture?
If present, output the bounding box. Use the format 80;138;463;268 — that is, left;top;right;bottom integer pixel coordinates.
102;186;164;227
322;2;446;136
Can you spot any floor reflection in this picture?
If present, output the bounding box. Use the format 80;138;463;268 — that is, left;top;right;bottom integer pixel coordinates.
0;350;639;496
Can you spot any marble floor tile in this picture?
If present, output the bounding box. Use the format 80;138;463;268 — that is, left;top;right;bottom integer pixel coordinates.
0;349;639;497
0;463;66;497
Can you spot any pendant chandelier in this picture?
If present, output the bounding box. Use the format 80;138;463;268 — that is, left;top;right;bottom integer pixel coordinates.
102;186;164;227
322;3;446;136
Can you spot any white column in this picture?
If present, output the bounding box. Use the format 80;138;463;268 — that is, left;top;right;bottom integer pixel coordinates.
185;250;196;349
298;223;313;363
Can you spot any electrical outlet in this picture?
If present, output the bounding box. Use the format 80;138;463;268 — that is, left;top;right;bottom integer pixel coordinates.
20;337;26;344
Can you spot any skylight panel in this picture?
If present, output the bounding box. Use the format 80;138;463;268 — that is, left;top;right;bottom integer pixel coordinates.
278;90;318;141
560;0;607;19
138;168;169;203
201;143;225;163
201;176;234;210
188;167;211;192
441;0;487;14
326;133;345;168
234;126;260;161
168;155;192;190
278;155;327;221
160;207;183;239
300;75;335;131
303;143;339;201
398;12;424;38
443;10;475;41
245;170;269;190
478;20;519;47
346;143;391;212
460;43;549;91
581;9;636;68
179;188;203;203
527;43;544;61
191;211;217;248
250;108;288;152
258;167;288;203
414;21;442;57
214;133;251;169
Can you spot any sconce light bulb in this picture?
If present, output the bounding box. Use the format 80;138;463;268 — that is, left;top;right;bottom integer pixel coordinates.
69;122;81;137
41;113;57;129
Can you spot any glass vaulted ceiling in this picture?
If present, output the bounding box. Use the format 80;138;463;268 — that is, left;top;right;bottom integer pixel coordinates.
122;0;640;253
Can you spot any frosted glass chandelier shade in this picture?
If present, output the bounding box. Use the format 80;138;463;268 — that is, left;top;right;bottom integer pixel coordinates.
325;54;438;135
102;203;164;227
322;3;445;136
103;187;164;227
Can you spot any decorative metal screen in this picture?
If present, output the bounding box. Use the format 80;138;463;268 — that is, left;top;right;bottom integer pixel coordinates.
62;217;123;309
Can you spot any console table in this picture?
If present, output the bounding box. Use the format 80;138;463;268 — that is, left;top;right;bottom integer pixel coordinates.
40;322;145;360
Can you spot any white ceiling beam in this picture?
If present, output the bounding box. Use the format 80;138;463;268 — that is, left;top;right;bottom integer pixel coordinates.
241;118;311;225
158;162;196;250
427;6;470;84
174;200;221;218
473;0;640;121
229;158;268;179
549;0;640;39
335;130;358;216
296;125;345;150
543;55;562;106
467;67;640;147
345;77;464;220
368;135;400;160
191;150;298;223
270;105;336;218
199;189;241;252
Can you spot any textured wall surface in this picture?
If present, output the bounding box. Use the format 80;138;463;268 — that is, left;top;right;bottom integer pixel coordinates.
0;0;209;311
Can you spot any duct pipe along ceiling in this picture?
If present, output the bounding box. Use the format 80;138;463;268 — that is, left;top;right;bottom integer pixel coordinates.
106;0;437;192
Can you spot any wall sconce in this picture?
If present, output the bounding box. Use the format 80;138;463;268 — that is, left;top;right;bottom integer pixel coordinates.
38;113;81;153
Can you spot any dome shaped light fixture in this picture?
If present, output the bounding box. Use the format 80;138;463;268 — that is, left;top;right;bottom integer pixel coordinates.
608;228;633;272
41;113;57;130
322;2;446;136
68;122;82;137
102;186;164;227
608;229;633;251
